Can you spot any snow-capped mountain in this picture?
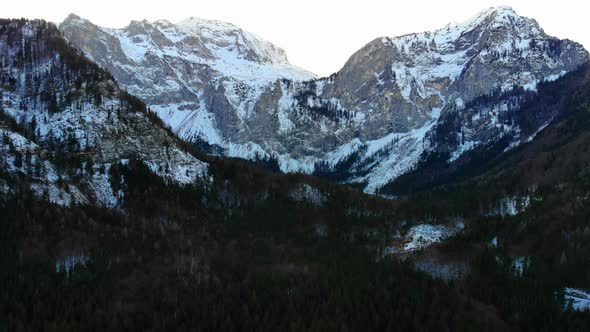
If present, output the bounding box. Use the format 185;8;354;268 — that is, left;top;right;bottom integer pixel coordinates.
61;7;589;193
0;19;208;206
60;14;315;146
312;6;589;192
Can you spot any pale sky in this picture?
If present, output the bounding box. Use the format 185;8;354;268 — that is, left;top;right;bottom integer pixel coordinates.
3;0;589;76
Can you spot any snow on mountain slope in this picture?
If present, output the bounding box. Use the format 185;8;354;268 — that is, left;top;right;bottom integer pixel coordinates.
0;19;209;206
0;127;88;206
61;7;589;193
383;222;464;254
564;288;590;311
60;14;315;143
382;6;549;103
306;6;587;192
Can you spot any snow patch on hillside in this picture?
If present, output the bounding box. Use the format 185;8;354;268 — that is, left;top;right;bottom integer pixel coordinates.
289;184;327;206
277;154;317;174
89;165;119;208
564;288;590;312
56;253;90;275
0;128;88;206
357;120;437;193
402;224;458;252
384;223;463;254
152;103;225;145
324;138;363;167
513;256;528;276
487;195;531;217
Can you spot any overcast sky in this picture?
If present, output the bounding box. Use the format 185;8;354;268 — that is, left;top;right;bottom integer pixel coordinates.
3;0;589;76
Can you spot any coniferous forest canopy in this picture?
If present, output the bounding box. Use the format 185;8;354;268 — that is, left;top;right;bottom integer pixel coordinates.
1;11;590;332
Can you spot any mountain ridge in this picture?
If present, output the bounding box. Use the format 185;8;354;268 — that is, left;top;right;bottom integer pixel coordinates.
60;7;589;193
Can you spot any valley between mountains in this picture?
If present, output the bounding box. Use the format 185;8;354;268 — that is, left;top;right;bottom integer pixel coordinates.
2;6;590;331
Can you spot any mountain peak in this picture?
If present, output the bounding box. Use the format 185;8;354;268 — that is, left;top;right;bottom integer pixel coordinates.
64;13;81;21
61;13;97;30
453;6;529;33
482;5;517;16
128;19;151;26
177;16;241;32
171;16;293;65
385;6;535;44
470;5;518;21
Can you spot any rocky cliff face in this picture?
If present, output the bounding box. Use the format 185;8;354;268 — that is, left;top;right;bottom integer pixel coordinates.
60;14;315;145
0;19;209;206
60;7;589;193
